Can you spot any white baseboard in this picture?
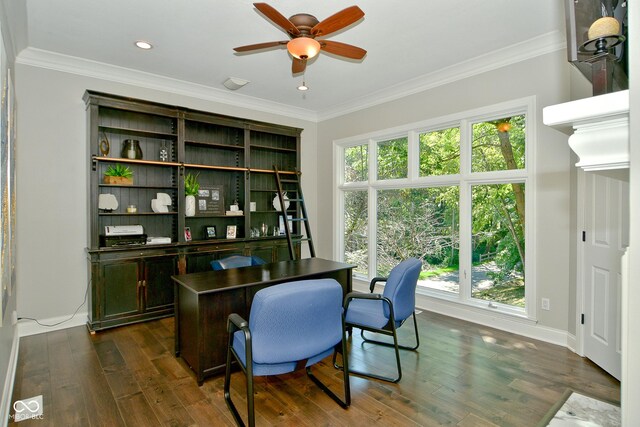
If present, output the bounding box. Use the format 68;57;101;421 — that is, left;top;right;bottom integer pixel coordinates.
17;312;88;337
566;333;577;353
352;279;572;349
1;327;19;427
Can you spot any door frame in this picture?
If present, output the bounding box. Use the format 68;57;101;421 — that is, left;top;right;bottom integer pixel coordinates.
575;167;586;356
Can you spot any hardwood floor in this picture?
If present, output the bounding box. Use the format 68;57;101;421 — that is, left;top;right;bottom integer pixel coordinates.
8;311;619;426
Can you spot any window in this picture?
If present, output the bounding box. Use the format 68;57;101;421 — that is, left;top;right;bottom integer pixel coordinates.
419;127;460;176
471;183;525;307
377;137;407;180
344;144;368;183
344;190;368;276
472;115;525;172
336;98;534;318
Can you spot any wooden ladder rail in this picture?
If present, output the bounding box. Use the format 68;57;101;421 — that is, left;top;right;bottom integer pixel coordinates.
273;166;316;260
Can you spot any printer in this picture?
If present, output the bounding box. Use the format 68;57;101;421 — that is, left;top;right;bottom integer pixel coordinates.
100;225;147;247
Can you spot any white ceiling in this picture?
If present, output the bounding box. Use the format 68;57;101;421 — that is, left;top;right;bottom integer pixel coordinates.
7;0;566;120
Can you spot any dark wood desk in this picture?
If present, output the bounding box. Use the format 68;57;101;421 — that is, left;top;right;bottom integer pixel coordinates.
171;257;354;384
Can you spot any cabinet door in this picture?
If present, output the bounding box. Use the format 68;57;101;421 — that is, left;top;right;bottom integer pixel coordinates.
143;256;177;312
247;243;275;264
102;261;140;319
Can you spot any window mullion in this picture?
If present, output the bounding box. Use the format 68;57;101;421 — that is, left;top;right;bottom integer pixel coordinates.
368;187;377;281
457;119;469;302
408;130;419;180
458;180;472;302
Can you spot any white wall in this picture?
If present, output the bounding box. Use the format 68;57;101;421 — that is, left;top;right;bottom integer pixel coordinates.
316;50;574;333
622;2;639;423
13;64;318;332
0;1;18;422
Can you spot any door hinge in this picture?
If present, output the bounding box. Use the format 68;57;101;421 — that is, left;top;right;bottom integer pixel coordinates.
582;231;586;242
581;313;585;324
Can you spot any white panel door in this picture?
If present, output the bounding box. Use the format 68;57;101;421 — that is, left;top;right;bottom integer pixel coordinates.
583;171;628;380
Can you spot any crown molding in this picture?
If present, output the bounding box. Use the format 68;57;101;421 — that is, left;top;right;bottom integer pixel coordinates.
316;30;567;121
15;47;319;122
16;30;565;124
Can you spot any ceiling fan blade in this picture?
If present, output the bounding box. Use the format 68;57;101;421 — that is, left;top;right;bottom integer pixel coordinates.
253;3;301;36
320;40;366;59
292;58;306;74
311;6;364;37
234;41;287;52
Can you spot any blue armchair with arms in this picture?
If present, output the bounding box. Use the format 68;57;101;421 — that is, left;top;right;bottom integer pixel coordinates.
336;258;422;383
224;278;351;427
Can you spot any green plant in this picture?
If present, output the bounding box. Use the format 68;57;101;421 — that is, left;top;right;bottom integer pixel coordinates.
104;164;133;178
185;173;200;196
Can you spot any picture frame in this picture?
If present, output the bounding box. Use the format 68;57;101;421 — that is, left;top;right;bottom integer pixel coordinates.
184;227;192;242
204;225;216;239
196;185;225;216
279;214;293;235
226;225;237;239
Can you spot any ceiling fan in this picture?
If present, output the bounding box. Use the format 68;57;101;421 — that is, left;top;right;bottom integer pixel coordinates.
233;3;366;74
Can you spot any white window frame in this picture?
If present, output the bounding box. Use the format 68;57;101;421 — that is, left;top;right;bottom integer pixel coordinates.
334;97;537;320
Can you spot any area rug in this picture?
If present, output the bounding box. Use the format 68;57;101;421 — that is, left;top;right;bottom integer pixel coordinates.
538;389;620;426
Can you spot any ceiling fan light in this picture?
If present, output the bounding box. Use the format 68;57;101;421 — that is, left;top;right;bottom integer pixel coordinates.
287;37;321;60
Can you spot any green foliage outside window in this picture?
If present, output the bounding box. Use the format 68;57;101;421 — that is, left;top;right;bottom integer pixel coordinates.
343;113;527;308
419;127;460;176
345;144;368;182
472;115;525;172
344;190;368;276
377;137;408;180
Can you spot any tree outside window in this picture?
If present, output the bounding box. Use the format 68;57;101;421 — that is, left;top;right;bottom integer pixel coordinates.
339;107;530;312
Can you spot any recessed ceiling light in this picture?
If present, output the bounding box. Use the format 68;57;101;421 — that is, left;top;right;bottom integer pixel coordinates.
135;40;153;50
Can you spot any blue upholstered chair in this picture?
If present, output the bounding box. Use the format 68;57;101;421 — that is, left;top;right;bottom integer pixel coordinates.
338;258;422;383
224;279;350;427
211;255;265;271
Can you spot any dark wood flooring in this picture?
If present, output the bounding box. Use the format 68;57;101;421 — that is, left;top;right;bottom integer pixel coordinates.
8;311;619;426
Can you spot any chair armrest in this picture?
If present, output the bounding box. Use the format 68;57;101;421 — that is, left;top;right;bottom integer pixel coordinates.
226;313;253;371
345;291;382;303
344;291;391;310
227;313;248;333
369;277;388;293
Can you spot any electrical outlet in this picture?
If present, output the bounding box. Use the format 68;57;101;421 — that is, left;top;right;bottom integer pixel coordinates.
541;298;550;311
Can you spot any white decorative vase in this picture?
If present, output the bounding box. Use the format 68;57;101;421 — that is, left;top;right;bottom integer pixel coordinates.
273;192;290;211
185;195;196;217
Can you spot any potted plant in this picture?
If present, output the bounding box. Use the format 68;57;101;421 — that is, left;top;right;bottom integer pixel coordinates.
185;172;200;217
103;164;133;185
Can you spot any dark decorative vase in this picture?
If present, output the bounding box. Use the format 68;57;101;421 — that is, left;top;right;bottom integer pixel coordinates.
121;139;143;160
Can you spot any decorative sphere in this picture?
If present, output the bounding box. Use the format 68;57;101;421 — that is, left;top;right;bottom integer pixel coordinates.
588;17;620;40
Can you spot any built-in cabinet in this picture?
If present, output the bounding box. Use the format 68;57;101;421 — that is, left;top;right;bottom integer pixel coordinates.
85;91;302;331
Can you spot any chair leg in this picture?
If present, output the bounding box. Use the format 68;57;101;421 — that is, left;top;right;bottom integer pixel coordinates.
360;311;420;351
322;337;351;407
246;368;255;427
306;365;350;408
347;323;402;383
224;345;251;427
